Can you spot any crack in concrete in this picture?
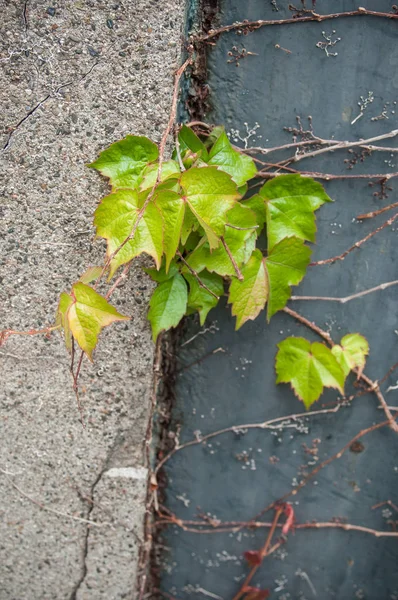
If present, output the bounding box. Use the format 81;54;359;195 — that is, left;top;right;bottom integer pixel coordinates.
69;436;126;600
2;62;99;151
69;467;105;600
22;1;29;33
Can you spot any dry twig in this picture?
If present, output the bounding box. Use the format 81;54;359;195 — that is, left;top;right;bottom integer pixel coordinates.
195;8;398;42
357;202;398;220
291;279;398;304
311;213;398;266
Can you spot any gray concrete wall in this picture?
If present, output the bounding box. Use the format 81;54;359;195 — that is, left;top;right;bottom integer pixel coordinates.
0;1;183;598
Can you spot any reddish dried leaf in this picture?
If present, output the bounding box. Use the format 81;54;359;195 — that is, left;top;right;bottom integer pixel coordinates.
243;550;262;567
243;586;270;600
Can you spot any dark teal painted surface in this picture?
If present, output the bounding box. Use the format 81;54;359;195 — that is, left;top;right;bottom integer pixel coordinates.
158;2;398;598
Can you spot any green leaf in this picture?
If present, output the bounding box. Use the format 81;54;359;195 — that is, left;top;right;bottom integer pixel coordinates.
204;126;225;148
89;135;158;190
237;183;248;198
155;190;185;272
180;207;200;246
229;250;268;329
187;203;257;277
208;129;257;186
242;194;267;234
276;337;345;409
265;237;311;319
332;333;369;378
184;271;224;325
79;266;103;284
56;292;74;351
67;283;129;359
94;189;163;278
145;260;179;283
148;273;188;341
183;230;202;252
180;167;239;250
228;238;311;328
259;174;332;251
177;125;208;160
139;160;180;192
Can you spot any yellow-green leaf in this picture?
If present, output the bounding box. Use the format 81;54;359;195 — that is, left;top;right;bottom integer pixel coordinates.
180;167;239;250
67;283;129;359
89;135;158;190
139;160;180;192
56;292;74;351
259;174;332;251
208;129;257;186
186;203;257;277
276;337;345;409
242;194;267;234
228;238;311;328
265;237;311;319
332;333;369;378
180;206;200;246
79;266;103;284
229;250;268;329
155;190;185;272
94;189;163;278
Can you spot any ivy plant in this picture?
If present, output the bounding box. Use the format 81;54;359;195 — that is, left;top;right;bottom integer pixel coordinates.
52;124;369;410
275;334;369;409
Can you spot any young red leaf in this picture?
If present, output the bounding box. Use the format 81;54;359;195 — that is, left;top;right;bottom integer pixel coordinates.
243;587;270;600
282;503;295;535
243;550;262;567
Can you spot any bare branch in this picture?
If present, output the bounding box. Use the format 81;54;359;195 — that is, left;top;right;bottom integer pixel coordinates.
0;324;60;346
295;521;398;538
311;213;398;266
372;500;398;513
282;306;333;344
105;261;132;300
292;129;398;164
155;404;342;474
156;514;398;539
70;349;85;427
357;202;398;220
195;8;398;43
291;279;398;304
257;169;398;182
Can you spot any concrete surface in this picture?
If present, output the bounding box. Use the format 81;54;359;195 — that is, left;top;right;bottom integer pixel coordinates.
0;1;183;598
